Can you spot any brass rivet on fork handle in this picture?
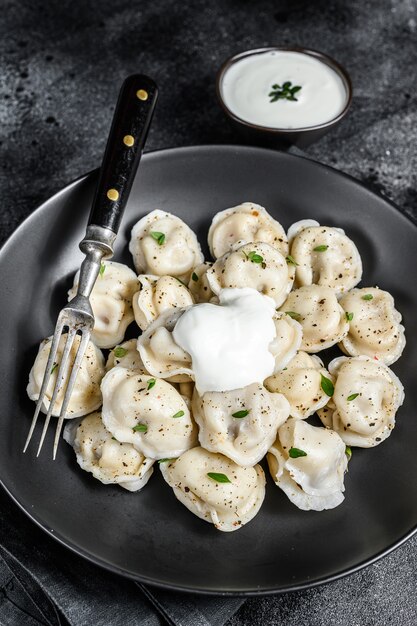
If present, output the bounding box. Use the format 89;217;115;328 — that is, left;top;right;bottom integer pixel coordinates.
23;75;158;459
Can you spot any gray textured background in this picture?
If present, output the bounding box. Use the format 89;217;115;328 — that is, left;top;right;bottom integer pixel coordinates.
1;0;416;624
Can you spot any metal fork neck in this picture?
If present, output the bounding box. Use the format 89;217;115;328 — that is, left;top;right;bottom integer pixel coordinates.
77;224;116;299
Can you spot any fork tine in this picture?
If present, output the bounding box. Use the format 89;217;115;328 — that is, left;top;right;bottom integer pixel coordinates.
23;317;66;453
52;329;91;460
36;327;77;457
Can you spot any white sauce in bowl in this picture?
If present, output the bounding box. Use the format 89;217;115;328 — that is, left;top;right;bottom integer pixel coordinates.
173;288;276;393
221;50;348;129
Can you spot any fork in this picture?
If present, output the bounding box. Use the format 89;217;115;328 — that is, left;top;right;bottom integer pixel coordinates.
23;74;158;459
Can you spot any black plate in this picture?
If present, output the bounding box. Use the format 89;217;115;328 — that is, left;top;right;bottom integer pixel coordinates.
0;146;416;595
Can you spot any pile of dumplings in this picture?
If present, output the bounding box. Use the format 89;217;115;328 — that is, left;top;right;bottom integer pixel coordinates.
27;203;406;532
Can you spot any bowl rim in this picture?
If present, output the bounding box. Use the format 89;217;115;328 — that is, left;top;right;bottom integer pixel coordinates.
215;46;353;134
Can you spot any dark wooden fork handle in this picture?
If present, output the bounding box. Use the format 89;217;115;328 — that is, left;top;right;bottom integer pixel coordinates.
88;74;158;234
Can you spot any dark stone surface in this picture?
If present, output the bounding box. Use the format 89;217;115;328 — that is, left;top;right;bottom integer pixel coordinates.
1;0;416;624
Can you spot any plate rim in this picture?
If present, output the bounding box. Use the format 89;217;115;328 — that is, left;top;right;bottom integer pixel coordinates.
1;144;416;596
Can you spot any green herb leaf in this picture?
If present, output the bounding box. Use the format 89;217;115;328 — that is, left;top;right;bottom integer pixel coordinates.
158;458;177;464
113;346;128;358
345;312;354;322
289;447;307;458
191;272;199;282
286;255;299;266
132;423;147;433
313;245;329;252
285;311;301;320
347;393;359;401
172;410;185;418
207;472;231;484
99;262;106;277
246;251;264;264
111;436;117;441
147;378;156;390
269;81;302;103
320;374;334;397
150;231;165;245
50;362;58;374
232;409;250;418
362;294;373;301
345;446;352;460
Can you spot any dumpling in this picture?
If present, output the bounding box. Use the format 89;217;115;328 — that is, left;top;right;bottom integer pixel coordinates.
133;274;194;331
129;209;204;282
270;312;303;372
289;221;362;294
27;334;105;418
207;242;294;307
192;383;290;466
265;352;332;419
339;287;405;365
160;447;265;532
137;309;193;383
279;285;349;352
317;356;405;447
68;261;138;350
64;412;154;492
267;418;348;511
106;339;147;373
101;367;197;459
208;202;288;259
187;262;217;303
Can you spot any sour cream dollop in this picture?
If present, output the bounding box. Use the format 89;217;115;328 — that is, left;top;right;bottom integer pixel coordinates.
173;288;276;393
221;50;348;129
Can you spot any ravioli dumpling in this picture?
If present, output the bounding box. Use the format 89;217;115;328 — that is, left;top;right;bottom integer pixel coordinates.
192;383;290;466
339;287;405;365
137;309;193;383
133;274;194;331
317;356;405;447
129;209;204;282
106;339;147;373
187;262;217;303
101;367;197;459
160;447;265;532
68;261;138;349
265;352;331;419
64;412;154;492
27;334;105;418
268;418;348;511
289;221;362;294
207;242;294;308
279;285;349;352
208;202;288;259
269;312;303;372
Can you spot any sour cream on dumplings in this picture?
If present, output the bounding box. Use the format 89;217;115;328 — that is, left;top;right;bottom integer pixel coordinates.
221;50;348;129
173;288;276;393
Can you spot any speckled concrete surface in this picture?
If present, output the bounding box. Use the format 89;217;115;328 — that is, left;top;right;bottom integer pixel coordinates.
1;0;416;624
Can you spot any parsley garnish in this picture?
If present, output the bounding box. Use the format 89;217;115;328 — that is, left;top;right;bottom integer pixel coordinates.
345;312;354;322
232;409;250;418
99;262;106;277
172;410;185;418
207;472;231;484
289;447;307;458
286;255;299;266
285;311;300;320
147;378;156;390
191;272;199;282
362;294;373;301
313;245;329;252
320;374;334;397
50;362;58;374
347;393;359;401
345;446;352;460
132;423;147;433
243;251;264;264
113;346;128;358
269;81;302;103
150;231;165;245
158;458;177;464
